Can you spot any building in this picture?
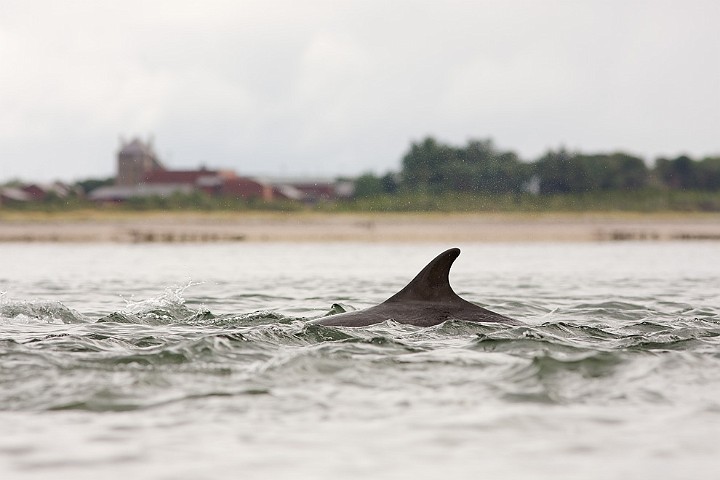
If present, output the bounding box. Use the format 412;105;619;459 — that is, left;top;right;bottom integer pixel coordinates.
90;137;276;203
144;168;273;201
144;168;232;194
0;182;77;206
116;138;165;186
88;183;195;202
89;136;351;204
261;177;355;203
0;187;33;205
20;182;76;201
222;177;274;201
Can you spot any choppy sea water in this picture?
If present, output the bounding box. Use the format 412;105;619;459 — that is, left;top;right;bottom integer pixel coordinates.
1;242;719;479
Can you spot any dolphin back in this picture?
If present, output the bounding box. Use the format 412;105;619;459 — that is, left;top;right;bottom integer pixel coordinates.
315;247;519;327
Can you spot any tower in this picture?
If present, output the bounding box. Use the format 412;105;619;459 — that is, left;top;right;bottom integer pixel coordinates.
116;137;165;186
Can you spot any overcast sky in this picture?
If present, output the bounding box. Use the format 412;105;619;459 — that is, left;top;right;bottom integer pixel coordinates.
1;0;718;183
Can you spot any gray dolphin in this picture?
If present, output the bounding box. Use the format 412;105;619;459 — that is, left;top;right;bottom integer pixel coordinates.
315;247;520;327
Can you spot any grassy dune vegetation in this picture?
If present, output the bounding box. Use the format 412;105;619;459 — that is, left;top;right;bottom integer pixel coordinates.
324;190;720;213
2;189;720;219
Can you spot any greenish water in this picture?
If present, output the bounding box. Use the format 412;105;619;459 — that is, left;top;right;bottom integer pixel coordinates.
1;243;719;479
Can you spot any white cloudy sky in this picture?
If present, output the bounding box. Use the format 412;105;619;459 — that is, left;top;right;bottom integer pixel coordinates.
1;0;718;182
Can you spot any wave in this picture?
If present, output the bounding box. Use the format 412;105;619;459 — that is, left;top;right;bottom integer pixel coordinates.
0;300;88;325
1;287;719;412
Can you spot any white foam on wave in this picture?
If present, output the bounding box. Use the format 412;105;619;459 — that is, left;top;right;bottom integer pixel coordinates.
0;299;86;325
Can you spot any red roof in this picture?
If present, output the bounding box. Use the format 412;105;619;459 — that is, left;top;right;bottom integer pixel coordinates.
222;177;271;200
144;169;215;184
21;184;47;200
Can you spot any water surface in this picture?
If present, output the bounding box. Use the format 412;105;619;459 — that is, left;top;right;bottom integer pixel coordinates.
1;242;719;479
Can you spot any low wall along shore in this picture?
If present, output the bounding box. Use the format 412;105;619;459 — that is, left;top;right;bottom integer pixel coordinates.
1;212;720;243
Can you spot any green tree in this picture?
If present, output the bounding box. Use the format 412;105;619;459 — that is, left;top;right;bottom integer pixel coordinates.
659;155;720;191
353;173;385;198
399;136;529;194
75;177;114;194
607;153;648;190
537;150;648;194
380;173;399;194
696;157;720;190
576;152;648;191
353;172;399;198
535;148;577;194
656;155;697;189
400;137;460;192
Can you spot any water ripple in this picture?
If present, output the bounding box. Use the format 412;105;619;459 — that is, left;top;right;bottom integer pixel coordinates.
0;294;718;414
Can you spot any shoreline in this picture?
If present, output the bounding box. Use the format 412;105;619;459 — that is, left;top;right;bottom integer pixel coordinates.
1;211;720;243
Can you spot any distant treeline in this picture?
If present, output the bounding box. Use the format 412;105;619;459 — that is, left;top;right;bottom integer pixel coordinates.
353;137;720;198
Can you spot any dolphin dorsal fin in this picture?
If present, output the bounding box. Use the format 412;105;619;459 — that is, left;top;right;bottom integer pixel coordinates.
386;248;463;303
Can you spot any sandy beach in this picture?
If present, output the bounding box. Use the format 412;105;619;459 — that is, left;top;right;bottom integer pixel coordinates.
1;211;719;243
